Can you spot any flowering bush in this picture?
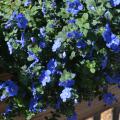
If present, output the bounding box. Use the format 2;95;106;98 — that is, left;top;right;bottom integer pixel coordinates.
0;0;120;119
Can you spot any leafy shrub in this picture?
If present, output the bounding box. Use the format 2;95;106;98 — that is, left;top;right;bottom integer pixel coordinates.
0;0;120;119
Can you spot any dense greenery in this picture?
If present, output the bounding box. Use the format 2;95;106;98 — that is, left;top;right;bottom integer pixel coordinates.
0;0;120;119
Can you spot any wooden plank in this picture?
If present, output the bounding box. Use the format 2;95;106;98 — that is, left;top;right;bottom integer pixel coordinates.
113;106;120;120
0;73;13;80
31;85;120;120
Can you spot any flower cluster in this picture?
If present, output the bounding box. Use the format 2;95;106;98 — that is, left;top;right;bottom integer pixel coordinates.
0;0;120;119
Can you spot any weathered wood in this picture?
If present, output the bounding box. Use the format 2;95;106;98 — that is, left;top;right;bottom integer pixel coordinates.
0;73;13;80
113;106;120;120
31;85;120;120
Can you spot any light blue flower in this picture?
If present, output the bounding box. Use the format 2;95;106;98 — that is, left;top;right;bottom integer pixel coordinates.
52;38;62;52
110;0;120;7
60;87;72;102
24;0;31;6
7;41;13;54
39;70;51;86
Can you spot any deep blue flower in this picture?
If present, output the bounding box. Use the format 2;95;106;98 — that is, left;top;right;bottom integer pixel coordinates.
76;40;87;49
110;0;120;7
29;97;38;112
24;0;31;6
101;55;108;69
103;93;116;105
68;19;76;24
39;41;46;48
52;38;62;52
39;70;51;86
105;74;120;84
59;80;75;87
103;24;120;52
47;59;57;74
7;41;13;54
60;87;72;102
5;80;18;97
66;0;83;15
67;112;77;120
15;13;28;29
67;31;83;39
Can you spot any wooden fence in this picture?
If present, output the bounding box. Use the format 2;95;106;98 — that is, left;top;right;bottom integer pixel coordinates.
0;73;120;120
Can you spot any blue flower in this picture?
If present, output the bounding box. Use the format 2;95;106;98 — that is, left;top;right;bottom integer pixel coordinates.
59;80;75;87
67;112;77;120
110;0;120;7
40;27;46;38
31;37;36;43
60;87;72;102
76;40;87;49
42;1;47;16
29;97;38;112
105;74;120;84
52;38;62;52
5;11;17;29
47;59;57;74
16;32;25;48
102;24;120;52
68;19;76;24
15;13;28;29
39;41;46;48
39;70;51;86
27;51;39;68
103;93;116;105
3;106;12;115
5;80;18;97
67;31;83;39
101;55;108;69
24;0;31;6
66;0;83;15
7;41;13;54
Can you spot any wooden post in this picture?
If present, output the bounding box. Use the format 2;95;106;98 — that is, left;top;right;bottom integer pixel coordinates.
113;106;120;120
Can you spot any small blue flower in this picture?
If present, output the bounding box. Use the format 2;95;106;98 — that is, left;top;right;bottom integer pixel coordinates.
15;13;28;29
101;55;108;69
16;32;25;48
52;38;62;52
66;0;83;15
3;106;12;115
29;97;38;112
7;41;13;55
27;51;39;68
39;41;46;48
102;24;120;52
40;27;46;38
31;37;36;43
110;0;120;7
67;112;77;120
60;87;72;102
47;59;57;74
67;31;83;39
68;19;76;24
59;80;75;87
39;70;51;86
76;40;87;49
24;0;31;6
103;93;116;105
42;1;47;16
5;80;18;97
